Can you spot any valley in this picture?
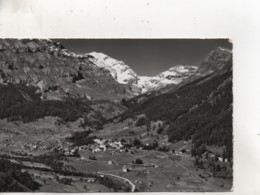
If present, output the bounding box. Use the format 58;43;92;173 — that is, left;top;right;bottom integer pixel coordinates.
0;117;232;192
0;39;233;192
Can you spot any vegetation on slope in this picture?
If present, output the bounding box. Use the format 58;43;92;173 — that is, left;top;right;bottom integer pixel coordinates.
66;130;97;146
0;83;104;126
0;158;41;192
0;39;133;101
118;69;232;160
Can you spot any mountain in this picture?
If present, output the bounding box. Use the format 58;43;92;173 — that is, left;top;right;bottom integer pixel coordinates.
117;47;233;160
0;39;139;121
0;39;198;102
87;51;197;94
0;39;199;121
87;52;138;85
0;39;232;130
156;46;232;96
0;39;134;102
137;65;197;93
0;83;105;129
196;47;232;75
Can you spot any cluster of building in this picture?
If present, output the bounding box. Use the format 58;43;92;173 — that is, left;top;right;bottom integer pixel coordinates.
83;138;124;153
20;140;79;156
21;141;42;151
19;137;127;157
175;151;184;157
200;151;229;163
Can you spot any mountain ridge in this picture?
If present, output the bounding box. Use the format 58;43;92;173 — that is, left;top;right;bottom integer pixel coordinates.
0;39;199;99
86;51;198;93
0;39;134;102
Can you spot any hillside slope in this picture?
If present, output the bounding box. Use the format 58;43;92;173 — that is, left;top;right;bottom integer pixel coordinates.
0;39;133;102
118;47;233;160
0;83;104;128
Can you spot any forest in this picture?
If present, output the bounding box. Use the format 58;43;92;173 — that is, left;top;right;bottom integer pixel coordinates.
66;130;97;146
0;158;41;192
0;83;103;125
118;70;233;160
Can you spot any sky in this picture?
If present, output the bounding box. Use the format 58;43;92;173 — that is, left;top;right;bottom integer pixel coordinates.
56;39;232;76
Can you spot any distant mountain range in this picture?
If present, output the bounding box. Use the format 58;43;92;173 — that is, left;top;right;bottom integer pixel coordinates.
87;51;198;93
0;39;199;100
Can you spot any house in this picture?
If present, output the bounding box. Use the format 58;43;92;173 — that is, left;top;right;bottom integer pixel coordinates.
134;180;142;184
142;170;151;174
122;165;130;172
141;133;146;137
150;163;158;168
218;157;223;162
108;160;113;165
92;148;101;153
99;145;107;151
87;178;96;183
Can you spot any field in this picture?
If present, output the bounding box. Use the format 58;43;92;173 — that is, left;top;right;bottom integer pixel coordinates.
0;117;232;192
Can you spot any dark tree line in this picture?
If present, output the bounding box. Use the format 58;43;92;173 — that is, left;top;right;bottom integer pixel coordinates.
0;84;104;126
66;130;97;146
0;158;41;192
117;70;233;161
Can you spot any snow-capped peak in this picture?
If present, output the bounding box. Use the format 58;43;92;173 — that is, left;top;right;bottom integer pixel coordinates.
137;65;198;93
217;46;232;53
86;52;138;85
86;52;198;94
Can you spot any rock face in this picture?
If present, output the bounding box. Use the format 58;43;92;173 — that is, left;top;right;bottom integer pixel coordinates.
196;47;232;75
0;39;134;101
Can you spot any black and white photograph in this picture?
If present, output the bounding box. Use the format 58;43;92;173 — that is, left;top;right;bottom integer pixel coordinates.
0;38;232;192
0;0;260;194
